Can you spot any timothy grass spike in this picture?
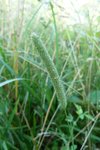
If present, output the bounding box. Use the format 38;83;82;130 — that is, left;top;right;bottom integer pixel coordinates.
32;33;67;109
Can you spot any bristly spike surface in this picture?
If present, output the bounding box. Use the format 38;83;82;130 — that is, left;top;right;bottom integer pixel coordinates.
32;33;67;109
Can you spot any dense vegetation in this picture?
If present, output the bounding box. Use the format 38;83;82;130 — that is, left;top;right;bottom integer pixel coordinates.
0;1;100;149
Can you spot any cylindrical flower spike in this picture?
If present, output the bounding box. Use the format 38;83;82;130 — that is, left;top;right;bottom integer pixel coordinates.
32;33;67;109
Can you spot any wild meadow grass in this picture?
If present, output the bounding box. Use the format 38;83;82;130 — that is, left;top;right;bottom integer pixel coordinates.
0;1;100;150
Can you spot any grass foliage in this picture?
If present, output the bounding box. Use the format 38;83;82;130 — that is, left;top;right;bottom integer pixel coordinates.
0;1;100;149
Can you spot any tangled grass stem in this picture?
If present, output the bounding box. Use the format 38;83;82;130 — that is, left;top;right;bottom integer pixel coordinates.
32;33;67;109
